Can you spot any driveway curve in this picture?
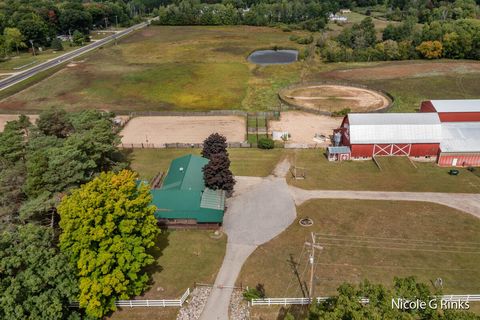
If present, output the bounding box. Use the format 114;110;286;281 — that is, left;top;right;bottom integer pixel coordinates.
199;161;296;320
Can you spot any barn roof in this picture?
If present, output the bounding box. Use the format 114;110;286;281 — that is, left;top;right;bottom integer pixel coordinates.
430;100;480;113
441;122;480;153
347;113;442;144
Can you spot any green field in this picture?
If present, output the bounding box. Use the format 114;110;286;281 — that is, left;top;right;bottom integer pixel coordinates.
0;26;307;112
238;199;480;298
288;150;480;193
109;230;226;320
127;148;285;179
1;25;479;113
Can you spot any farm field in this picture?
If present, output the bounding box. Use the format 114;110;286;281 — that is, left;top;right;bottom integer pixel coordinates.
109;230;226;320
238;199;480;317
288;150;480;193
128;148;285;180
1;26;479;114
0;26;307;113
311;60;480;113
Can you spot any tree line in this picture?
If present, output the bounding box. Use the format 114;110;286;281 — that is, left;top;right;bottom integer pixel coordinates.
0;0;162;58
152;0;341;31
319;17;480;62
0;109;158;319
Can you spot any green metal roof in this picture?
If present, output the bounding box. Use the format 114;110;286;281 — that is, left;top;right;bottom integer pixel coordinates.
161;154;209;191
150;154;225;223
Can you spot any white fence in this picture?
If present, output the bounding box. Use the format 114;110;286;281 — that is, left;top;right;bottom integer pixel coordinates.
71;288;190;308
251;294;480;306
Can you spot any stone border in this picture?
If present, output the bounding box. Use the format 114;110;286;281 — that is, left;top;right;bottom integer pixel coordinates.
278;81;395;116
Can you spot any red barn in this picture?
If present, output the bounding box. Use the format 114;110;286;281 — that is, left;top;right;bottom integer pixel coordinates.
339;113;442;159
438;122;480;167
420;99;480;122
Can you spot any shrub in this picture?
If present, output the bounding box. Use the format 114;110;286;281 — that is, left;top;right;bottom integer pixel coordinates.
331;108;351;117
258;137;275;149
242;284;266;301
50;38;63;51
298;48;310;60
296;34;314;45
289;34;299;41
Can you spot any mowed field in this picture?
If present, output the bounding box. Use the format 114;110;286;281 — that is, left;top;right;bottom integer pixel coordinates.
0;26;306;112
238;199;480;298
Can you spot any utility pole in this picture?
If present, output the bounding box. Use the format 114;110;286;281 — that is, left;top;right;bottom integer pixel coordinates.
104;17;108;29
29;40;36;56
115;15;118;29
304;232;323;299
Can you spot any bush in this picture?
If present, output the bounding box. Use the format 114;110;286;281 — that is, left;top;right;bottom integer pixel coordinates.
258;137;275;149
298;48;310;60
296;34;314;45
242;284;266;301
331;108;351;117
50;38;63;51
289;34;299;41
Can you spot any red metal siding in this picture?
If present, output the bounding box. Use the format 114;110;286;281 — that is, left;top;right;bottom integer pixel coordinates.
351;144;374;158
420;101;435;113
438;112;480;122
438;153;480;167
410;143;440;157
350;143;439;158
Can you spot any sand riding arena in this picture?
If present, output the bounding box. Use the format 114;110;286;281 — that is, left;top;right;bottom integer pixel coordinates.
120;115;246;147
279;84;391;114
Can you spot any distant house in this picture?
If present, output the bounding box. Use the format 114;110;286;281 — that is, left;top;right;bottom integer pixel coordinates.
149;154;225;227
340;9;351;14
329;13;348;22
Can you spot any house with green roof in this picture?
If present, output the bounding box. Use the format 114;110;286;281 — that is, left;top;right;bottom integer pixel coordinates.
150;154;225;226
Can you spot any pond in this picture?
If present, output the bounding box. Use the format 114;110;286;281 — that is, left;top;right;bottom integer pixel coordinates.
247;49;298;65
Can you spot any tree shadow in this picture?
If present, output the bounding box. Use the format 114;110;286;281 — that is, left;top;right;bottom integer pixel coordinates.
142;231;170;289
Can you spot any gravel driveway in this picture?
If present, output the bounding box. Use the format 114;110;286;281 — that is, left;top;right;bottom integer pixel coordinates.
199;160;296;320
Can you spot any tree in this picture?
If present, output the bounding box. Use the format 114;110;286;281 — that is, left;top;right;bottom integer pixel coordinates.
416;40;443;58
51;37;64;51
309;276;479;320
258;137;275;149
203;152;235;195
4;27;25;55
58;170;159;318
71;30;85;46
0;224;80;320
201;133;228;159
36;107;73;138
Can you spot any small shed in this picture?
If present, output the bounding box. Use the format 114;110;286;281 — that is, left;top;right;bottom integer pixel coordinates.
150;154;226;226
327;146;351;161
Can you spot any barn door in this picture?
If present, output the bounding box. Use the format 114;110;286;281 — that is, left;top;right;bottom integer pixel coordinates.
373;144;392;156
452;158;458;166
391;144;411;156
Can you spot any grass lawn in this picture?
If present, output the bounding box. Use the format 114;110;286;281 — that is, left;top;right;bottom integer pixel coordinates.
127;148;285;180
0;26;308;112
109;230;226;320
238;199;480;299
287;150;480;193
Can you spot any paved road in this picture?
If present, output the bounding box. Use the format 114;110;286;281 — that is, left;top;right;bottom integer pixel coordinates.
0;18;157;91
289;187;480;218
199;161;296;320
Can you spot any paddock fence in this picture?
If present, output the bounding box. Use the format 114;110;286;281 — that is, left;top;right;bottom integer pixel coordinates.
250;294;480;306
71;288;190;308
119;142;252;149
